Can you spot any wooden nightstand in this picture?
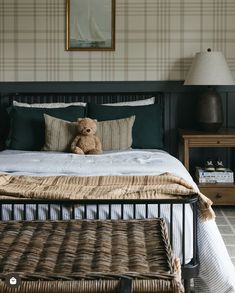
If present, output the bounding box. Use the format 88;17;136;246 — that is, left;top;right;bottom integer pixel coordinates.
179;129;235;205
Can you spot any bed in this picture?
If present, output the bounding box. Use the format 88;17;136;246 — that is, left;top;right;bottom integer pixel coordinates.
0;92;235;293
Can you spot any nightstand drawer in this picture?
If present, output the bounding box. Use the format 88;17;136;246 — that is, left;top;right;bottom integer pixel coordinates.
188;138;235;147
200;186;235;205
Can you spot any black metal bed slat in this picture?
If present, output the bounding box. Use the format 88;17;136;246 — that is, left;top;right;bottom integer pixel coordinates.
96;204;99;220
59;205;63;220
23;204;26;221
35;204;39;220
84;205;87;219
48;204;51;220
121;204;124;219
11;204;14;220
133;204;136;219
71;205;75;219
158;204;161;217
0;204;2;221
108;204;111;219
145;204;148;219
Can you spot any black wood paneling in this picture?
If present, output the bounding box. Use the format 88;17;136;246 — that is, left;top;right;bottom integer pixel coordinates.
1;81;235;162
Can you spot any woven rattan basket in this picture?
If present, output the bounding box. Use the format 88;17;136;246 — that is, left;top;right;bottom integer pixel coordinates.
0;219;184;293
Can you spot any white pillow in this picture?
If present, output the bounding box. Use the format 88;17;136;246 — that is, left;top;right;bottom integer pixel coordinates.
13;101;86;108
102;97;155;106
13;97;155;108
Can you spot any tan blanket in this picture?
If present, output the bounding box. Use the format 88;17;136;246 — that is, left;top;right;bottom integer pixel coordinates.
0;172;215;220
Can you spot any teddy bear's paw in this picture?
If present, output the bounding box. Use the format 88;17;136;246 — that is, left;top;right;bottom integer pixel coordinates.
86;149;102;155
74;147;84;155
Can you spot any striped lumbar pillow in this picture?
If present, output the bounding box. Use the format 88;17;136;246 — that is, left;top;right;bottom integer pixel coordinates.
43;114;135;152
97;116;135;151
43;114;77;152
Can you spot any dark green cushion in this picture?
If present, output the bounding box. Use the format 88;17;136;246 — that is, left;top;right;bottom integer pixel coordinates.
9;106;85;150
87;103;163;149
0;107;10;150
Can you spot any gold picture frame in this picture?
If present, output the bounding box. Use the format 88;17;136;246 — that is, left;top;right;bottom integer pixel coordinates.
66;0;115;51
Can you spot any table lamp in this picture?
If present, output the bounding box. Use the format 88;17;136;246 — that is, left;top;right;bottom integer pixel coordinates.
184;49;235;131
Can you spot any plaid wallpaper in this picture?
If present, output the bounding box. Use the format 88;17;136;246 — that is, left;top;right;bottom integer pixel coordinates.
0;0;235;82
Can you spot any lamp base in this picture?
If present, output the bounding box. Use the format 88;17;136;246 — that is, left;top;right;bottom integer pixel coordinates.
196;88;223;132
197;122;223;132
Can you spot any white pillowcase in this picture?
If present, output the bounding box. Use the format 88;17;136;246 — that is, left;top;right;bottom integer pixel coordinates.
102;97;155;106
13;101;87;108
13;96;155;108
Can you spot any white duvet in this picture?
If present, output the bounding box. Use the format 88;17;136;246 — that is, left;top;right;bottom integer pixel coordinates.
0;149;195;180
0;149;235;293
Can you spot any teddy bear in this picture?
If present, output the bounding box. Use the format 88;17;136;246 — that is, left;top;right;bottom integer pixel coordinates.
71;117;102;155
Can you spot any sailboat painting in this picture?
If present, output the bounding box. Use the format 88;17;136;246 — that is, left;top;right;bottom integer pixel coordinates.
66;0;115;51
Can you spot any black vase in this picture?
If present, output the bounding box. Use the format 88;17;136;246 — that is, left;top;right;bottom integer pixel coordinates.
196;88;223;132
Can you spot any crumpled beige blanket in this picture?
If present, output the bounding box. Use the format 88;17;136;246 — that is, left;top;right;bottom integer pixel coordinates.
0;172;215;220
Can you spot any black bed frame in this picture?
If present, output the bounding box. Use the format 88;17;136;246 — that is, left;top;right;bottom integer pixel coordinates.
0;92;199;292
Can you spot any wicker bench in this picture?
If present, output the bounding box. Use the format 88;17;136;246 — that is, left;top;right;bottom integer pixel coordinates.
0;219;184;293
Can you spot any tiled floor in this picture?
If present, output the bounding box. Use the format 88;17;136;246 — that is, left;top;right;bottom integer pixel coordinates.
214;206;235;267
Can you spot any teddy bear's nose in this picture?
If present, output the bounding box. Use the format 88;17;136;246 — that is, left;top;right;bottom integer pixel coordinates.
86;129;91;132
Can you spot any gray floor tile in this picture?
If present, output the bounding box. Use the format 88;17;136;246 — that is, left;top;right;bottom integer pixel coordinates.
231;257;235;266
215;216;227;225
213;208;223;216
222;235;235;245
218;225;234;235
217;207;235;265
226;246;235;257
227;218;235;225
221;209;235;217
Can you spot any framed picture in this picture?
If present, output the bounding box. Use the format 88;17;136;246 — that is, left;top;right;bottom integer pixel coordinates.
66;0;115;51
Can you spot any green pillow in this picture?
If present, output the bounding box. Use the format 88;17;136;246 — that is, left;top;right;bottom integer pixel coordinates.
0;107;10;150
87;103;163;149
9;106;85;150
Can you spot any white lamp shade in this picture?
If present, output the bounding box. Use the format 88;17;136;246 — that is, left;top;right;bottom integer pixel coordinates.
184;51;235;85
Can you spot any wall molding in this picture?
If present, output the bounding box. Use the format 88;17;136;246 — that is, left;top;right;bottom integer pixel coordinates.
0;81;235;95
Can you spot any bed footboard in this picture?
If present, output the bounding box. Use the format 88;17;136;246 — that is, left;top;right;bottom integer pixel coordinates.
0;196;199;292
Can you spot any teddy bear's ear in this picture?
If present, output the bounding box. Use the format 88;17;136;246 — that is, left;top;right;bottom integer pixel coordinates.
77;118;83;122
93;119;97;123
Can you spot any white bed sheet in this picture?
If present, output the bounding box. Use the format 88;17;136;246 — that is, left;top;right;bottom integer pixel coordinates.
0;149;235;293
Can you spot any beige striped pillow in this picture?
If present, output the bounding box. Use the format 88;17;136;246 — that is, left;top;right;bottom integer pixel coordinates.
97;116;135;151
42;114;77;152
42;114;135;152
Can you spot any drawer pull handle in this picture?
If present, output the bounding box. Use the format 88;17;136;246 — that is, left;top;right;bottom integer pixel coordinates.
216;193;222;199
217;141;220;144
